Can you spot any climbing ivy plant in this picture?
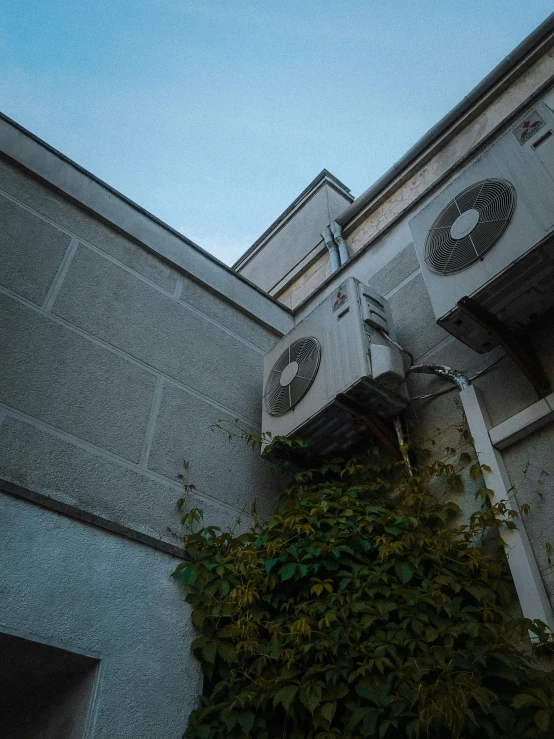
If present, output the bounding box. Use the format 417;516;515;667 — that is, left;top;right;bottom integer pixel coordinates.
173;434;554;739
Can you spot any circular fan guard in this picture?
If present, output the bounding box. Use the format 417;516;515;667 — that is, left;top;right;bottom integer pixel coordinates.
425;179;516;275
264;337;321;416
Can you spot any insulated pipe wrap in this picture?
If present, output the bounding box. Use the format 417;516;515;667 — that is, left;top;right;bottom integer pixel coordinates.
407;364;471;391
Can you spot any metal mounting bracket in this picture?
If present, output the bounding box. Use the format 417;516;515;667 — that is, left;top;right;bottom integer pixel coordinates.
457;296;550;397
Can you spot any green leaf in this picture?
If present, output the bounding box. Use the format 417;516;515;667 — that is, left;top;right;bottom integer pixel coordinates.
355;682;374;700
400;562;413;584
379;719;396;738
179;564;198;585
264;558;280;573
238;711;255;733
281;562;297;581
535;708;551;732
216;641;237;663
467;622;479;638
321;701;337;723
220;579;230;597
273;685;299;711
362;710;379;736
512;693;541;709
300;683;322;713
347;707;372;731
201;642;217;664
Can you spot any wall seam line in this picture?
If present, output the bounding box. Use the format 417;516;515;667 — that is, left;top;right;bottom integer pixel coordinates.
0;403;254;520
41;236;79;312
0;285;259;428
383;267;422;299
0;479;185;559
0;186;272;351
173;278;183;299
140;376;164;469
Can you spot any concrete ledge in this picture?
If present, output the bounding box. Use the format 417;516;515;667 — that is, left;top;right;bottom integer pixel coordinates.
0;113;293;336
0;478;185;559
489;392;554;449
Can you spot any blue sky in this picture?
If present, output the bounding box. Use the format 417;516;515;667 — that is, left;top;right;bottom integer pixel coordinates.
2;1;553;264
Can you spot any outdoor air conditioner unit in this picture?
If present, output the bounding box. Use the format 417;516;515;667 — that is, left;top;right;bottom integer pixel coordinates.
409;99;554;353
262;277;407;457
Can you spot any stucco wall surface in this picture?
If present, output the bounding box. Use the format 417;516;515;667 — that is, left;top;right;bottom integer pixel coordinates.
0;158;284;542
0;494;197;739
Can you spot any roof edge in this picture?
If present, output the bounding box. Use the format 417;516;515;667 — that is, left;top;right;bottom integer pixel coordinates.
0;112;293;335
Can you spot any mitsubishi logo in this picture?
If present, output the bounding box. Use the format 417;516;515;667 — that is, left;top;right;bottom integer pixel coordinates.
332;290;347;311
514;111;544;145
520;119;541;142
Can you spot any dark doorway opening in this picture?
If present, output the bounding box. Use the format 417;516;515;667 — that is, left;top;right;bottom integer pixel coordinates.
0;631;99;739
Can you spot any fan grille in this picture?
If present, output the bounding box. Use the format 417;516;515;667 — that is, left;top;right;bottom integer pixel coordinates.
264;337;321;416
424;179;516;275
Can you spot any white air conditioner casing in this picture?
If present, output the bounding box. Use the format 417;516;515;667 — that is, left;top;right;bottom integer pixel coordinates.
262;278;407;457
409;99;554;353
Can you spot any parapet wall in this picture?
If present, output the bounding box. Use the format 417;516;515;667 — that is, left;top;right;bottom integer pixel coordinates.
0;155;287;542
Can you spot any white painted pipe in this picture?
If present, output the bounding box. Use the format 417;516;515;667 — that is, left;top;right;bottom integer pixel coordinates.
321;226;340;273
460;385;554;631
330;220;349;265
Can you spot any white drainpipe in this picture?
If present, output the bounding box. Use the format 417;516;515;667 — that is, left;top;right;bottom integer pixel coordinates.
321;226;340;273
460;385;554;631
406;364;554;630
330;220;349;265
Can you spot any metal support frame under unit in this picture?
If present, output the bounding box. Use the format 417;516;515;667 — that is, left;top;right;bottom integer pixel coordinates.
334;396;402;460
457;296;550;397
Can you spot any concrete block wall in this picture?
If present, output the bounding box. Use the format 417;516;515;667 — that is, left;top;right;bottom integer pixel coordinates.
0;157;283;539
0;155;285;737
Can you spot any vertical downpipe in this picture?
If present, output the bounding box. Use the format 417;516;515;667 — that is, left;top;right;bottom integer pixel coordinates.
460;385;554;631
330;221;349;265
322;226;340;273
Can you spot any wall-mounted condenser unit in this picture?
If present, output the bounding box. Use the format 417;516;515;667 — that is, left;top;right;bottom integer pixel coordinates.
409;99;554;353
262;278;407;456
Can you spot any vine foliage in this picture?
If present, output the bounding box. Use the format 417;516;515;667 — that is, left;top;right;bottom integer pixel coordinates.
174;433;554;738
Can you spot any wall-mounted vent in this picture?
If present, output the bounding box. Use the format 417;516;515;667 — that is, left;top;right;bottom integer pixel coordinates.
263;337;321;416
424;179;516;276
